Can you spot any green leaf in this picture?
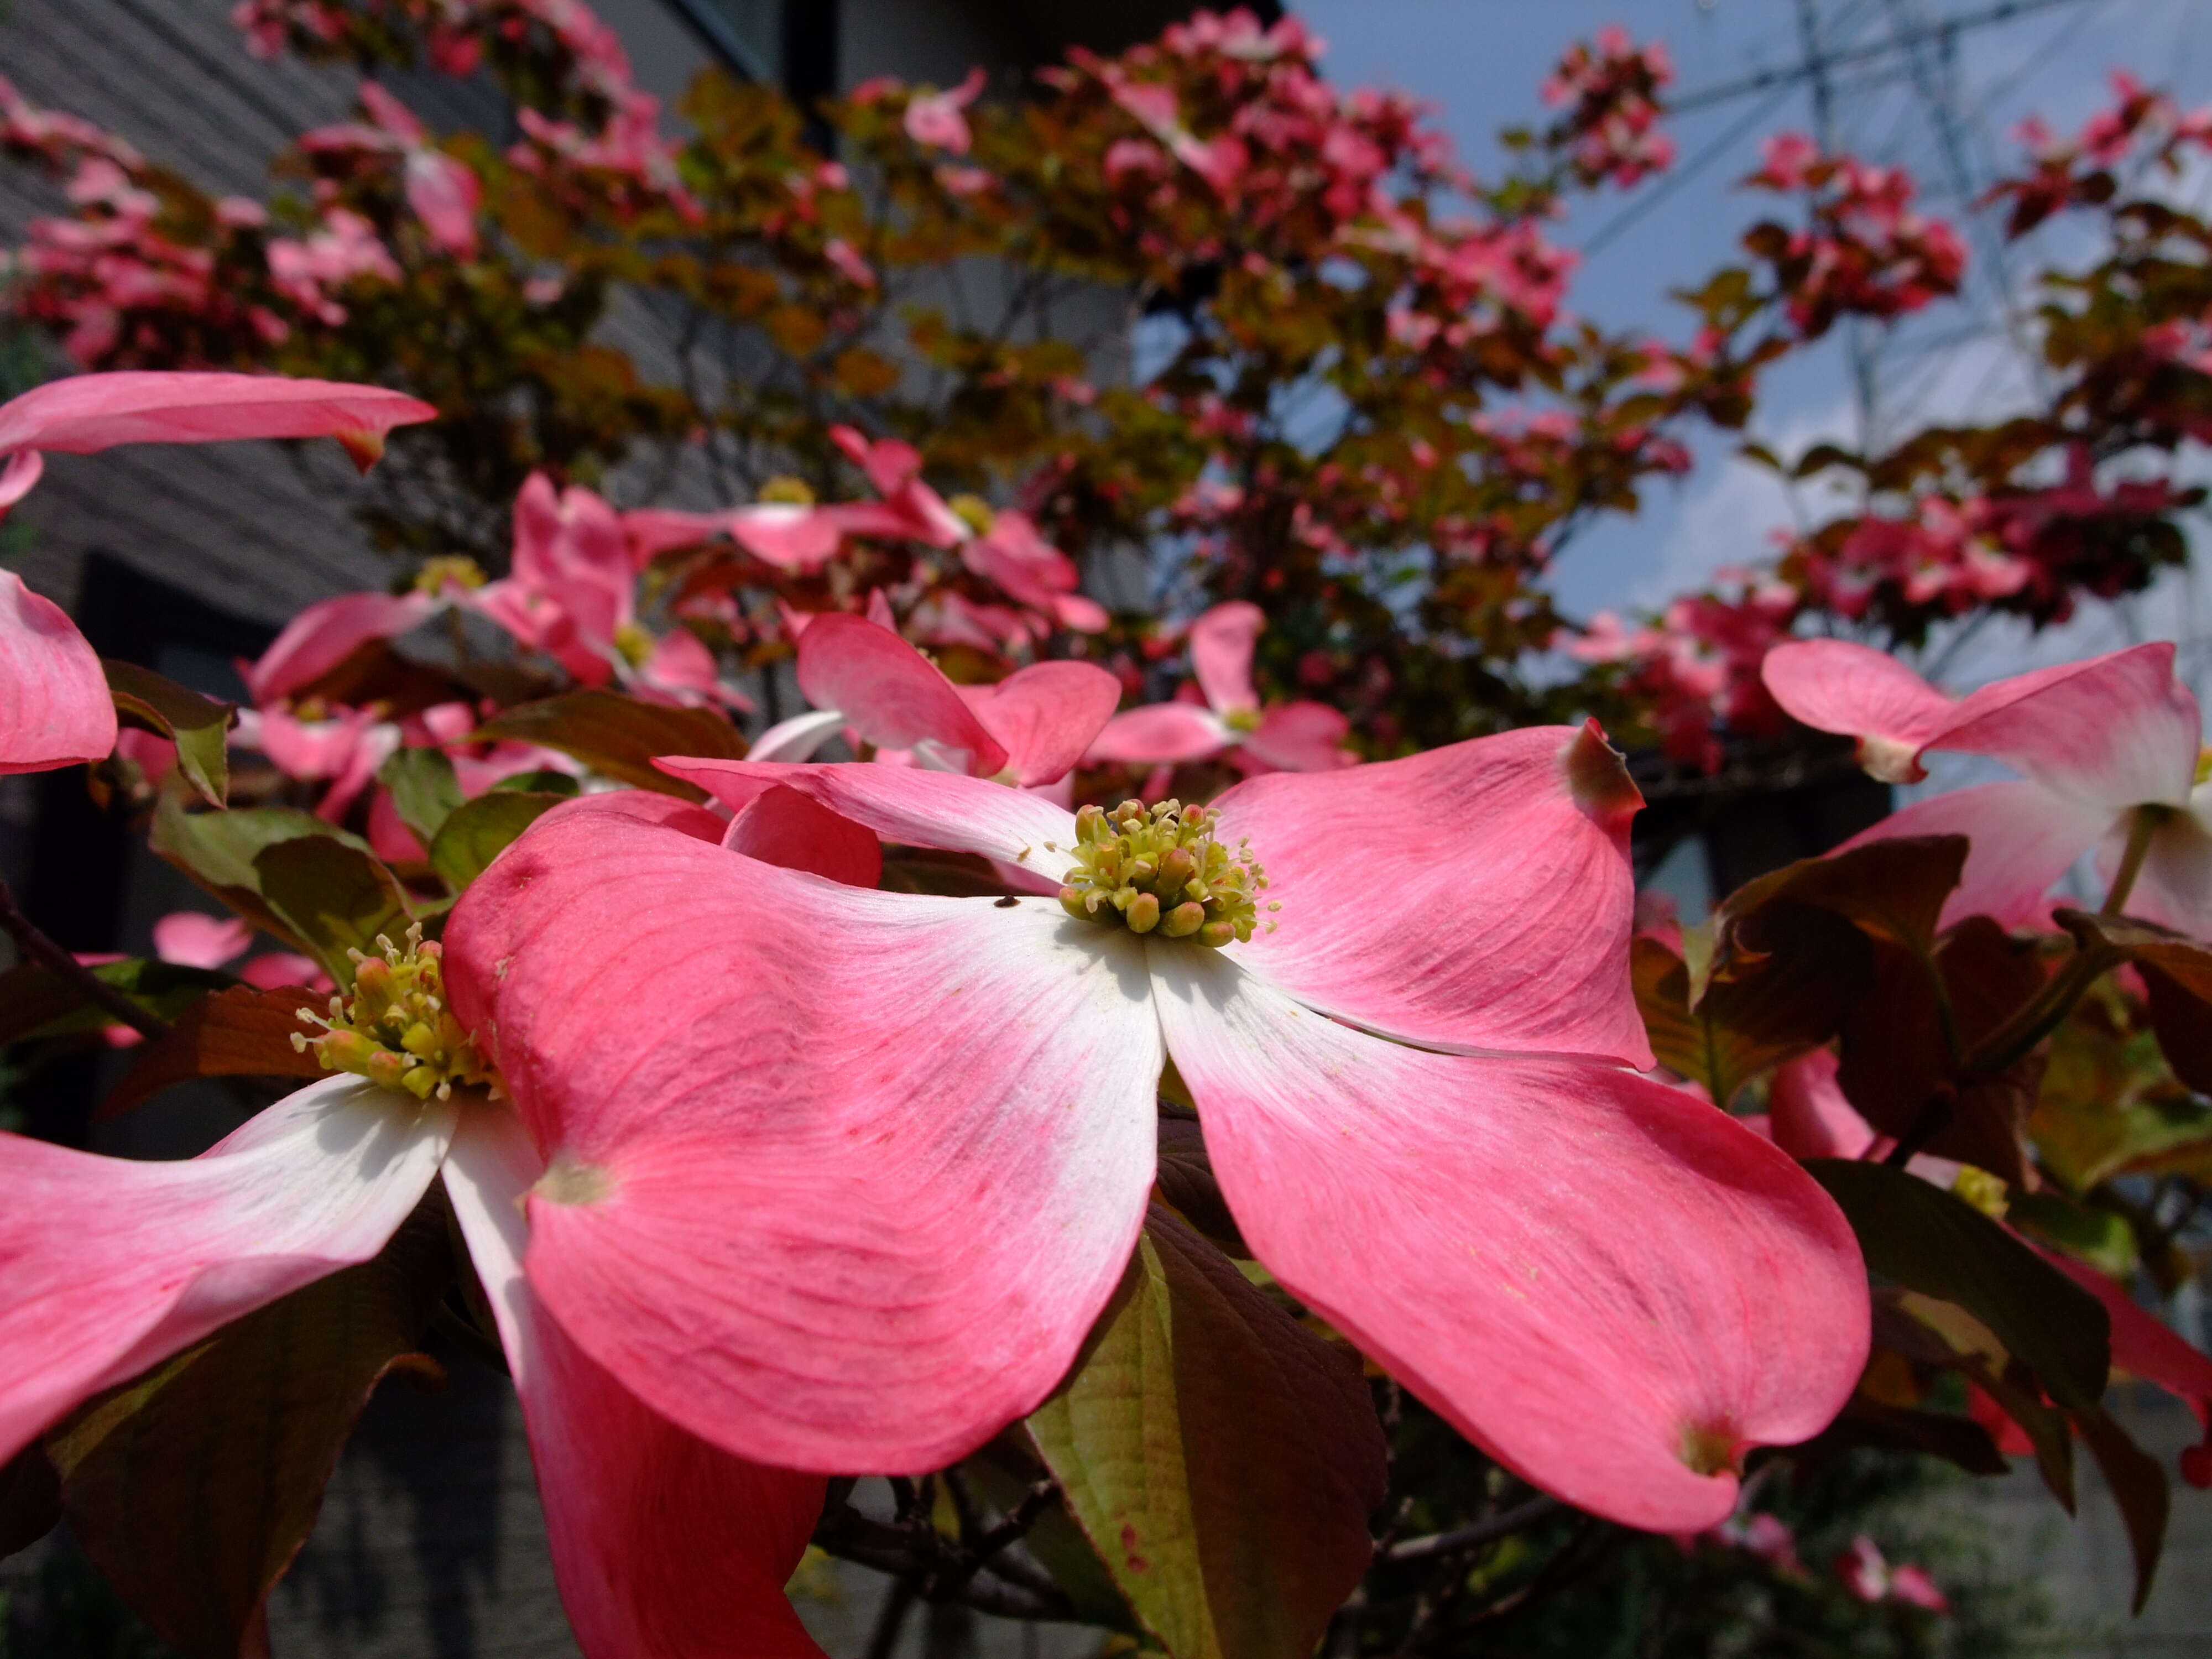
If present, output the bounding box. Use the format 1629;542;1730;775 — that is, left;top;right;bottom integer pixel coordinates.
486;768;580;797
103;659;233;807
1154;1119;1248;1256
428;791;568;893
376;748;465;846
102;987;329;1119
1809;1160;2111;1412
1715;836;1967;961
2008;1191;2139;1280
1798;1396;2007;1477
2059;911;2212;1094
471;689;747;797
1027;1208;1386;1659
0;958;233;1047
1632;932;1844;1108
0;1444;59;1558
1836;918;2049;1185
151;794;374;949
2074;1404;2169;1613
254;837;413;986
46;1194;453;1659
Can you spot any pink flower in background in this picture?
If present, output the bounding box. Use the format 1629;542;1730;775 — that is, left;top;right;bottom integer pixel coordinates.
747;608;1119;788
151;908;328;990
0;372;434;775
0;569;113;777
1837;1536;1949;1613
443;724;1869;1532
1087;601;1355;776
300;82;483;259
1764;639;2209;935
904;68;985;153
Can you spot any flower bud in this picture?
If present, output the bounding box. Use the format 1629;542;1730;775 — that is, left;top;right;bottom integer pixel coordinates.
1160;901;1207;938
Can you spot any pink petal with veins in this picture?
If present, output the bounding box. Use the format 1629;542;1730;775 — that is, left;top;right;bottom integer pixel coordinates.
245;590;436;702
404;150;482;259
0;449;42;518
1931;641;2200;811
1151;948;1867;1533
442;1105;828;1657
793;613;1006;775
1189;600;1262;714
0;569;115;775
1213;724;1654;1065
961;660;1121;785
658;758;1078;883
0;372;434;467
443;804;1161;1473
1084;701;1231;766
151;910;253;969
729;504;846;572
722;784;882;888
1241;700;1355;773
1761;640;1956;784
0;1077;452;1464
1840;779;2114;931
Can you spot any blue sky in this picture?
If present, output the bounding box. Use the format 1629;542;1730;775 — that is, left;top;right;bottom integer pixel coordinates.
1292;0;2212;698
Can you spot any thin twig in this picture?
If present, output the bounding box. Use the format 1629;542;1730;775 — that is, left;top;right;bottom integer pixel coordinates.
972;1479;1060;1559
864;1579;917;1659
0;880;170;1041
1382;1494;1563;1563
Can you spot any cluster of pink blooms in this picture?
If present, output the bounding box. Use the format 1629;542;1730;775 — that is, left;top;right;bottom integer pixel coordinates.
0;77;295;366
0;368;1890;1650
1799;453;2196;632
1570;570;1798;770
1540;24;1677;189
1027;10;1585;347
1995;70;2212;236
3;0;703;376
1745;132;1966;339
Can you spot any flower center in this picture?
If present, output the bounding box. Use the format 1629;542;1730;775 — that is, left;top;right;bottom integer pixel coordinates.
1221;705;1262;734
758;474;815;505
1053;799;1276;947
294;925;503;1102
415;555;487;593
612;620;655;669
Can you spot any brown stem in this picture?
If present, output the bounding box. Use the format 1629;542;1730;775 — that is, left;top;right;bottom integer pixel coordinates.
2103;804;2166;917
0;880;170;1042
1883;1084;1956;1169
1382;1494;1562;1563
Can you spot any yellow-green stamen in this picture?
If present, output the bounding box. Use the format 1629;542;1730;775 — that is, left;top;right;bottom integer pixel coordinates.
294;925;502;1102
415;555;487;593
1052;799;1277;948
758;474;816;505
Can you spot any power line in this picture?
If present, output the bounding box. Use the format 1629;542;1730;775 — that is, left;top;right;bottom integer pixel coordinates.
1668;0;2093;115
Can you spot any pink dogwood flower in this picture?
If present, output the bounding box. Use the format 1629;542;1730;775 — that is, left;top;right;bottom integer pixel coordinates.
1087;601;1357;775
151;907;327;990
260;473;743;712
0;372;434;773
1837;1536;1949;1612
904;69;986;154
749;609;1119;787
442;723;1869;1532
0;916;828;1657
301;82;484;259
1763;639;2208;935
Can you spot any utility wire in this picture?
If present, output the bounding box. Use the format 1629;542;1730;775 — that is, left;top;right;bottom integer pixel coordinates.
1668;0;2093;114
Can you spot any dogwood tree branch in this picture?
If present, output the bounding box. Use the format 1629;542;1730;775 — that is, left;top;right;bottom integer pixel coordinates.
0;879;170;1041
